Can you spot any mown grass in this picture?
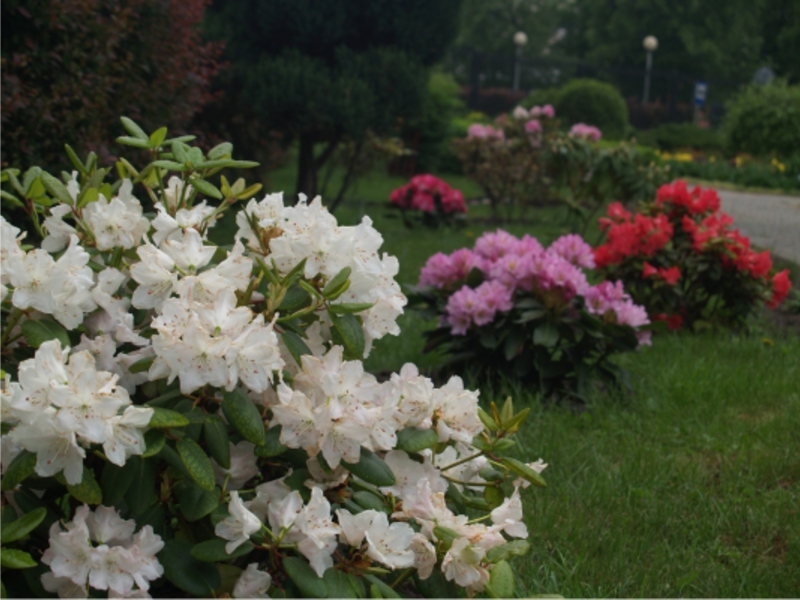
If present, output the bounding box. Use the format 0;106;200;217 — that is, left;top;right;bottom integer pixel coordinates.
249;157;800;597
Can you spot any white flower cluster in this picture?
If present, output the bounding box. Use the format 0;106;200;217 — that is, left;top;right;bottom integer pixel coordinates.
41;505;164;598
2;340;152;484
236;193;407;351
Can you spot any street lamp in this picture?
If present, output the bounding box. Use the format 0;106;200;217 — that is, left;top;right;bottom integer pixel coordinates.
513;31;528;92
642;35;658;104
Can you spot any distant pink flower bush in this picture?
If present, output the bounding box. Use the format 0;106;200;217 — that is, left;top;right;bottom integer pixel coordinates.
413;230;651;400
569;123;602;141
389;174;466;227
467;124;505;140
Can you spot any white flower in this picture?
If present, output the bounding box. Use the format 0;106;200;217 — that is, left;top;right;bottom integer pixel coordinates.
442;536;490;591
295;487;340;576
410;533;437;580
41;509;94;586
512;105;530;119
102;406;153;467
490;488;527;538
42;204;78;252
11;418;86;484
161;176;185;211
432;376;483;444
216;491;263;554
160;228;216;272
267;490;304;535
336;509;378;548
130;240;178;310
364;512;415;570
85;506;136;546
381;451;446;501
151;200;215;246
212;441;259;490
83;180;149;251
233;563;272;598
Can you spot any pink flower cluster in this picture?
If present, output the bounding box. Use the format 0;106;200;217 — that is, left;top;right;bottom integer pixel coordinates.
420;230;649;339
528;105;556;119
389;174;466;214
467;124;505;140
583;280;652;344
569;123;602;142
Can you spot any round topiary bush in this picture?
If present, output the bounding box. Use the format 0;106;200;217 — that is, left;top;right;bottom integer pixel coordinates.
553;79;629;140
723;80;800;158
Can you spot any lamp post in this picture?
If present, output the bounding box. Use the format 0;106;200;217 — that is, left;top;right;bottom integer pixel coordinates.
513;31;528;92
642;35;658;104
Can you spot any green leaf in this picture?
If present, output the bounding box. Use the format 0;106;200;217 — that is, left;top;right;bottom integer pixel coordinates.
22;167;42;195
341;448;395;487
352;490;386;512
502;408;530;434
533;322;559;347
225;160;260;169
237;183;263;200
100;461;135;506
124;456;158;515
176;438;216;491
328;302;375;315
433;526;461;551
120;116;148;140
150;160;186;171
149;126;168;149
67;467;102;504
500;457;547;488
0;451;36;491
222;389;266;446
191;539;254;562
396;427;439;454
160;539;221;597
478;407;499;431
129;356;155;373
283;556;328;598
0;190;24;208
323;568;360;598
0;549;37;569
64;145;88;175
208;142;233;160
20;319;70;350
203;417;230;469
116;136;150;149
0;508;46;544
280;331;313;365
364;575;400;598
189;177;223;200
136;429;164;459
176;481;220;522
485;560;514;598
322;267;352;298
484;486;505;509
255;426;288;458
148;408;190;428
330;313;365;360
486;540;531;563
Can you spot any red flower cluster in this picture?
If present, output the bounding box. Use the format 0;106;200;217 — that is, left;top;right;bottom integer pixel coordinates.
390;174;466;214
595;204;673;268
656;180;720;215
594;180;792;330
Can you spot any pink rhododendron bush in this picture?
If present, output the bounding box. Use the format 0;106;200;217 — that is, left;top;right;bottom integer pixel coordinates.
389;174;466;228
0;119;546;599
412;230;652;400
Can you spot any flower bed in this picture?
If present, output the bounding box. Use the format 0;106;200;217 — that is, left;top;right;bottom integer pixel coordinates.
412;230;651;400
389;174;466;227
0;119;545;598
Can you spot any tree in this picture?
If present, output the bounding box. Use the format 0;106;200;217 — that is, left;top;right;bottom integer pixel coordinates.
1;0;222;169
203;0;463;199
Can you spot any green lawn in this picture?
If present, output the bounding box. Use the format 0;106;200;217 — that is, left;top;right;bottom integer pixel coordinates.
255;158;800;597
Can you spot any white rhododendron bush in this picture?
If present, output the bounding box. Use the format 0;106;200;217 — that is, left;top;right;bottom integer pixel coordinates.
0;119;547;599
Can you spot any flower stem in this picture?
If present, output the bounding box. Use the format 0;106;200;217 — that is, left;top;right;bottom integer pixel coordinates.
439;452;484;472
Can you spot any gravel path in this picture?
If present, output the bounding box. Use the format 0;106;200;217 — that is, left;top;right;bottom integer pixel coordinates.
717;189;800;264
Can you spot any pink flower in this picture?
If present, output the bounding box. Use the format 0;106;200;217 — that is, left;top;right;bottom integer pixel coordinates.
569;123;602;142
525;119;542;134
475;230;522;261
549;234;595;269
541;104;556;118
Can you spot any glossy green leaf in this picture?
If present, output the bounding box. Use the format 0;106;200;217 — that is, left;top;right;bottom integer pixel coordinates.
280;330;313;366
208;142;233;160
116;136;150;149
67;467;102;505
500;457;547;487
255;426;288;458
120;116;148;140
160;539;221;597
222;389;266;446
149;126;168;148
485;560;514;598
364;575;400;599
0;507;46;544
176;438;215;491
341;448;395;487
124;456;158;515
352;490;386;512
189;177;223;200
323;568;361;598
64;145;88;175
433;526;461;551
533;322;559;347
0;549;37;569
322;267;351;298
327;302;375;315
486;540;531;563
40;172;72;204
142;429;166;458
100;461;135;506
190;538;254;562
330;313;365;360
283;556;327;598
396;427;439;454
176;481;219;522
203;417;230;469
21;319;70;349
129;356;155;373
0;451;36;491
148;408;190;428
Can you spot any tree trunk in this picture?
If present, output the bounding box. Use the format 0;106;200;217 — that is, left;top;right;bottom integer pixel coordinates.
295;133;318;201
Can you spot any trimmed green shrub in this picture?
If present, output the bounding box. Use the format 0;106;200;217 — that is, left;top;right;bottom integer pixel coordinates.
414;73;465;173
553;79;629;140
634;123;724;153
723;81;800;158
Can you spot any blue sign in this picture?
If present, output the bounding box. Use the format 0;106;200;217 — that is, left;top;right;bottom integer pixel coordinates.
694;81;708;106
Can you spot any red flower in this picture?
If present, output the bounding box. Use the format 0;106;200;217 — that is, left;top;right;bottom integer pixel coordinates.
767;270;792;308
658;266;681;285
642;262;658;278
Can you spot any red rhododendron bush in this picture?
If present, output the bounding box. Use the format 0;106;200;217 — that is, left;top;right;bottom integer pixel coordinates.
0;118;545;599
389;174;466;227
594;181;792;330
